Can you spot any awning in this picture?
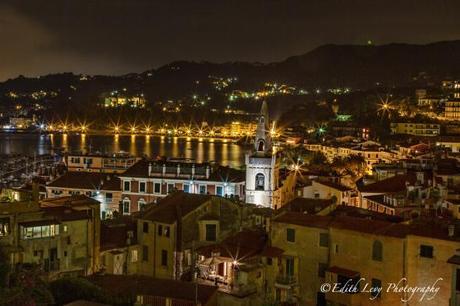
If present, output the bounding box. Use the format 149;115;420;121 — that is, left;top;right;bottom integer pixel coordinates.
448;255;460;265
326;266;360;278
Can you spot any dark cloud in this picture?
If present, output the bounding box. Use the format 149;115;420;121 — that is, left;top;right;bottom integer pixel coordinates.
1;0;460;80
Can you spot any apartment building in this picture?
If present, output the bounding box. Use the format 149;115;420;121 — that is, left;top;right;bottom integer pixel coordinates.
118;159;245;215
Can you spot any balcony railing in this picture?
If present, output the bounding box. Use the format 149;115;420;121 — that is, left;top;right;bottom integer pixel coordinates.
275;275;296;285
43;259;60;272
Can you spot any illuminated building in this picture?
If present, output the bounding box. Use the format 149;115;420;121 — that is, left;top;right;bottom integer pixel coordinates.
245;102;296;208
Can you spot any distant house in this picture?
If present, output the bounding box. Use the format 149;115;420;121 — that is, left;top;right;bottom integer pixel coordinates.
46;172;121;219
118;158;245;215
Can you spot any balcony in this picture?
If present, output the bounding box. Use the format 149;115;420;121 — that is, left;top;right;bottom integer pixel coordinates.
275;275;297;288
43;259;60;272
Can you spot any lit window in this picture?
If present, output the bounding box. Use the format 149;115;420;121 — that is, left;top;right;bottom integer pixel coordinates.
131;250;138;263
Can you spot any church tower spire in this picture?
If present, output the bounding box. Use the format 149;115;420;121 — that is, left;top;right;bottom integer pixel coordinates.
254;101;272;155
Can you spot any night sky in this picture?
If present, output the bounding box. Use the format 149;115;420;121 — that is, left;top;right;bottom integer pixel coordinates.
1;0;460;81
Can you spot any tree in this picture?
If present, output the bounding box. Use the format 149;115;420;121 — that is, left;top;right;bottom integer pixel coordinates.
0;247;54;306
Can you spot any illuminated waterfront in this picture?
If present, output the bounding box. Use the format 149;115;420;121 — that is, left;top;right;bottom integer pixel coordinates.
0;133;246;167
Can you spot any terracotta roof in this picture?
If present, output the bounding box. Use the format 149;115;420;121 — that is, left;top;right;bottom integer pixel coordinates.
87;275;217;305
273;211;460;241
315;180;352;192
358;174;416;193
197;229;269;260
47;172;121;191
329;205;404;223
278;198;333;215
40;195;100;207
41;206;93;222
140;192;211;224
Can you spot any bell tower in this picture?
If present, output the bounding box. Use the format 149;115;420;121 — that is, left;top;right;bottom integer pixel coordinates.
245;101;279;208
254;101;272;156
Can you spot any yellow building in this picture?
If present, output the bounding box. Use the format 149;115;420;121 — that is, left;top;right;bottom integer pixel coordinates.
270;211;460;306
445;100;460;120
136;192;241;280
390;122;440;136
65;153;139;173
0;195;101;279
46;171;122;219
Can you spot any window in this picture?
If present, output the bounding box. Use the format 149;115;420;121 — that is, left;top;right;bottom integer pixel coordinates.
158;224;163;236
106;193;113;203
255;173;265;190
143;222;149;233
337;275;360;293
205;224;217;241
122;199;130;214
318;263;327;278
124;181;130;192
420;245;433;258
161;250;168;266
154;183;161;194
286;257;294;277
21;224;59;239
266;257;273;265
287;228;295;242
0;219;10;237
371;278;382;298
139;182;146;193
164;226;170;238
138;199;146;211
216;186;224;197
183;184;190;193
131;250;138;263
167;183;175;193
257;140;265;152
142;245;148;261
319;233;329;247
372;240;383;261
199;185;206;194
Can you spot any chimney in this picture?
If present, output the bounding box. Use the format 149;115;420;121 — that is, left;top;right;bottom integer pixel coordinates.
148;163;152;176
177;164;181;176
448;224;455;237
162;164;166;176
206;165;210;179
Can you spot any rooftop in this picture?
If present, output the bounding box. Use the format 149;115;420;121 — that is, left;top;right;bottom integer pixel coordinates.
119;158;244;182
47;172;121;191
273;211;460;241
139;191;211;224
278;198;334;215
87;275;217;305
40;195;100;208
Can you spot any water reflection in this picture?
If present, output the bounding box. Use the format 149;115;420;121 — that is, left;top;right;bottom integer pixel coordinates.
0;133;246;167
